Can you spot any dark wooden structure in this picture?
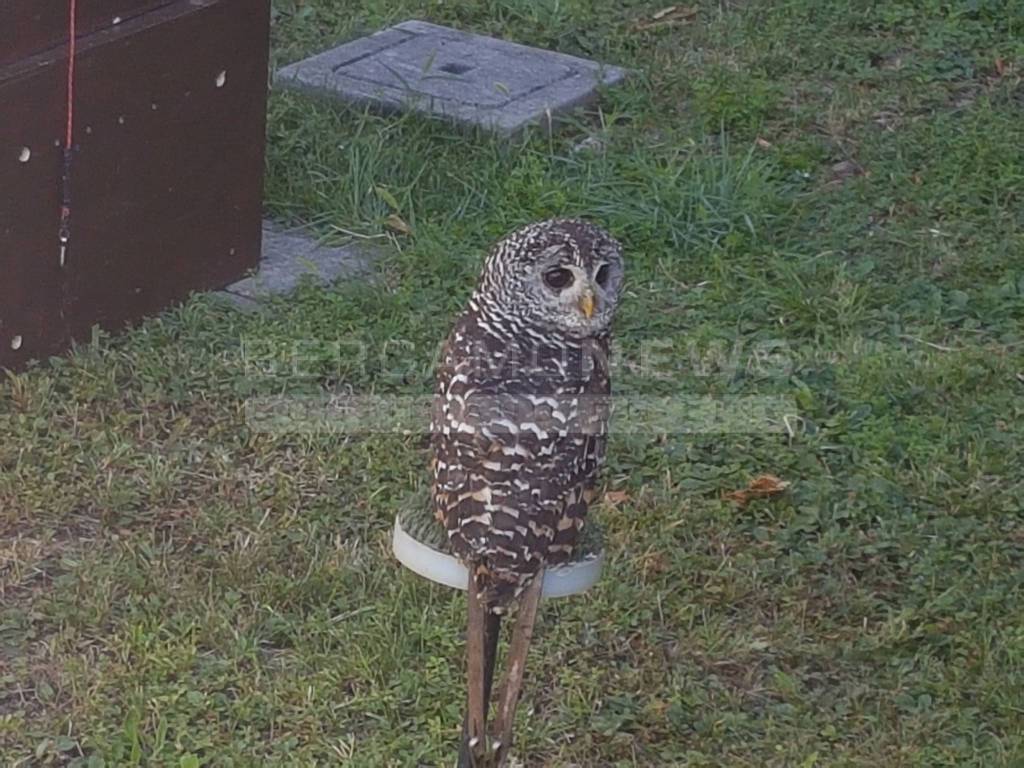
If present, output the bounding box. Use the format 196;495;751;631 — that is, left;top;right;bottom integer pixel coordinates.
1;0;270;370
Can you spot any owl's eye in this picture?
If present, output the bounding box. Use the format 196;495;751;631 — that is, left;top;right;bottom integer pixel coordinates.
543;268;574;291
595;264;610;288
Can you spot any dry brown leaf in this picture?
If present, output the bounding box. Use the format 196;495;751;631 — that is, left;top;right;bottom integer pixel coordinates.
605;489;631;505
872;109;900;131
995;57;1008;77
724;474;790;507
824;159;866;188
648;698;671;716
755;137;773;149
384;213;411;235
831;159;864;178
640;551;669;577
634;5;697;30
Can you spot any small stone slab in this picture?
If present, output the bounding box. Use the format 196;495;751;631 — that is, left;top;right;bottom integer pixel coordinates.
220;221;377;303
275;20;629;136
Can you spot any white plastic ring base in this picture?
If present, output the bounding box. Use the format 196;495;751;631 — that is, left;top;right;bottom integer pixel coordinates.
392;516;603;598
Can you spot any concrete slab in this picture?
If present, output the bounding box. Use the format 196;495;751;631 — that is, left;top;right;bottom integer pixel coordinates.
210;289;265;313
275;20;629;136
220;221;378;302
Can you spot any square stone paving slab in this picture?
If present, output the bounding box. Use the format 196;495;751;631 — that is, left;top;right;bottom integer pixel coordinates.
216;221;378;309
275;20;629;136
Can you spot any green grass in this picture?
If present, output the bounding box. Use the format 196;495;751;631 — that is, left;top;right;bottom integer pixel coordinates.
3;0;1024;765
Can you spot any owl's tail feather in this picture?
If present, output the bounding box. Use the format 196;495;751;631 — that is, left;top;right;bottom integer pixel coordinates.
458;575;501;768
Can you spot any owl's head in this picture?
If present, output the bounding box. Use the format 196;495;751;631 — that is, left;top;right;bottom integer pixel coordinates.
477;218;624;337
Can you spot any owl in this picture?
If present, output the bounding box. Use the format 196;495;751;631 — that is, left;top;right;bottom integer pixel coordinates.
430;219;624;766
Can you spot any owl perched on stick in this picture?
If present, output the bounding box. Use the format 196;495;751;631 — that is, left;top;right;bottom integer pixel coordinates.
430;219;625;766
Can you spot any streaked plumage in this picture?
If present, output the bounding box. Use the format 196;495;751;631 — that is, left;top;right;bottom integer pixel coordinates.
430;219;624;766
431;218;622;609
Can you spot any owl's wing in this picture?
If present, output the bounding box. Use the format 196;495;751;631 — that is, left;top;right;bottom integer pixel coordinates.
579;331;611;492
432;323;611;606
547;331;611;564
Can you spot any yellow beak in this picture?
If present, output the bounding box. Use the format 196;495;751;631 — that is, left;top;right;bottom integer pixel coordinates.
579;292;595;319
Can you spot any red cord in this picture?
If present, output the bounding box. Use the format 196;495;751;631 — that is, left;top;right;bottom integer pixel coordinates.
58;0;77;265
65;0;77;149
